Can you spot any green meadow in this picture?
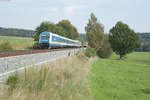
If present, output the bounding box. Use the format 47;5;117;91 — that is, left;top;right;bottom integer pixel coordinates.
0;36;34;50
89;52;150;100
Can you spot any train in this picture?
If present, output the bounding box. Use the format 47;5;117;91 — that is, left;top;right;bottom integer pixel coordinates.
83;42;88;47
39;32;82;48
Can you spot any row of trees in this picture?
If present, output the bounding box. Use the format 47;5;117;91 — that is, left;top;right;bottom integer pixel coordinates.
34;20;80;43
85;13;140;59
0;27;35;37
136;43;150;52
136;33;150;52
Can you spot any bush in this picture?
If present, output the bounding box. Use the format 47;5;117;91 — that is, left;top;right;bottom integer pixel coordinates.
97;47;112;58
32;42;40;49
97;37;112;58
85;47;96;57
6;71;20;90
0;42;13;51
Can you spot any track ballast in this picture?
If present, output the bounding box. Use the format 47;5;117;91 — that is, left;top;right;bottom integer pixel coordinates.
0;48;77;58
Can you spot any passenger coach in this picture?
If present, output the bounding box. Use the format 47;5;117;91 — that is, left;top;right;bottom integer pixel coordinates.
39;32;82;48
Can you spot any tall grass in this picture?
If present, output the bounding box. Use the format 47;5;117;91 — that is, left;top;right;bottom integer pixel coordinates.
0;41;13;51
6;71;20;91
0;51;96;100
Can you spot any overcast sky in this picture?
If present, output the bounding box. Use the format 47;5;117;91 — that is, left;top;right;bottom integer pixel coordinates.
0;0;150;33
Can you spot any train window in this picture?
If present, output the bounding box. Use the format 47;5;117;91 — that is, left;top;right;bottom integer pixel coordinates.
59;37;62;42
61;38;63;42
52;36;57;41
62;38;63;42
57;37;63;43
58;37;60;42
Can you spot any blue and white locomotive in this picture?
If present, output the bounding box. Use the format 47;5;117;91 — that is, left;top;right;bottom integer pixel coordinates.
39;32;82;48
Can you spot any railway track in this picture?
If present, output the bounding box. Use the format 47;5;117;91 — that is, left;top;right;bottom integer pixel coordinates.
0;48;83;82
0;48;76;58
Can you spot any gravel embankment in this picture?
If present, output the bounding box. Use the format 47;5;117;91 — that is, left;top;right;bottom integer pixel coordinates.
0;48;82;80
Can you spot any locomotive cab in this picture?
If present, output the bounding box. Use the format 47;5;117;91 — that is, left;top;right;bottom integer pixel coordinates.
39;32;50;48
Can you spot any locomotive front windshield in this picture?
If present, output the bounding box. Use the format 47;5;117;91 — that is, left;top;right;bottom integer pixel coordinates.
41;35;49;39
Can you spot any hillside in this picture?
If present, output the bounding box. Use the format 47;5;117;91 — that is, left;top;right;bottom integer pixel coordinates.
137;33;150;52
138;33;150;43
0;27;35;38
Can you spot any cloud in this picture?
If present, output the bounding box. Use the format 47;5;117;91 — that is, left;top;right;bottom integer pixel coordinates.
62;0;117;16
63;5;87;16
63;6;79;16
64;6;76;16
63;0;116;6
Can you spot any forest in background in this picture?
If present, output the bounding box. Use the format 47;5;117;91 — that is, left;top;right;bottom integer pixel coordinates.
0;27;35;38
137;33;150;52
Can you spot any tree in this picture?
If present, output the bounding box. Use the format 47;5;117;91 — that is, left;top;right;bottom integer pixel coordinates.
34;21;54;42
34;21;66;43
109;21;140;59
34;20;80;48
57;19;80;40
97;35;113;58
85;13;104;50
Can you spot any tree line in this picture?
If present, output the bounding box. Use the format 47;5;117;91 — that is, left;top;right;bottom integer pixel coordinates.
136;33;150;52
0;27;35;37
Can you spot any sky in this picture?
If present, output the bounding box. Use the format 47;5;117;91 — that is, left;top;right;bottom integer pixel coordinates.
0;0;150;33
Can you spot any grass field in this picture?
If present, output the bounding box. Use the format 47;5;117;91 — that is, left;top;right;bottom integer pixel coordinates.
0;36;34;50
89;52;150;100
111;52;150;65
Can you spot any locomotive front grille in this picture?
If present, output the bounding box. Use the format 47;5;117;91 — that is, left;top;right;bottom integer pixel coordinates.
40;43;49;47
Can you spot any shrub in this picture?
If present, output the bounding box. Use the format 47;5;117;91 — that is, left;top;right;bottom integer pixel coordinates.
85;47;96;57
6;71;20;90
32;42;40;49
0;42;13;51
97;36;113;58
97;47;112;58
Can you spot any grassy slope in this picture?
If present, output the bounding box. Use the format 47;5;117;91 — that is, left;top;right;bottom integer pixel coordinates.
89;52;150;100
0;36;34;50
0;52;94;100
